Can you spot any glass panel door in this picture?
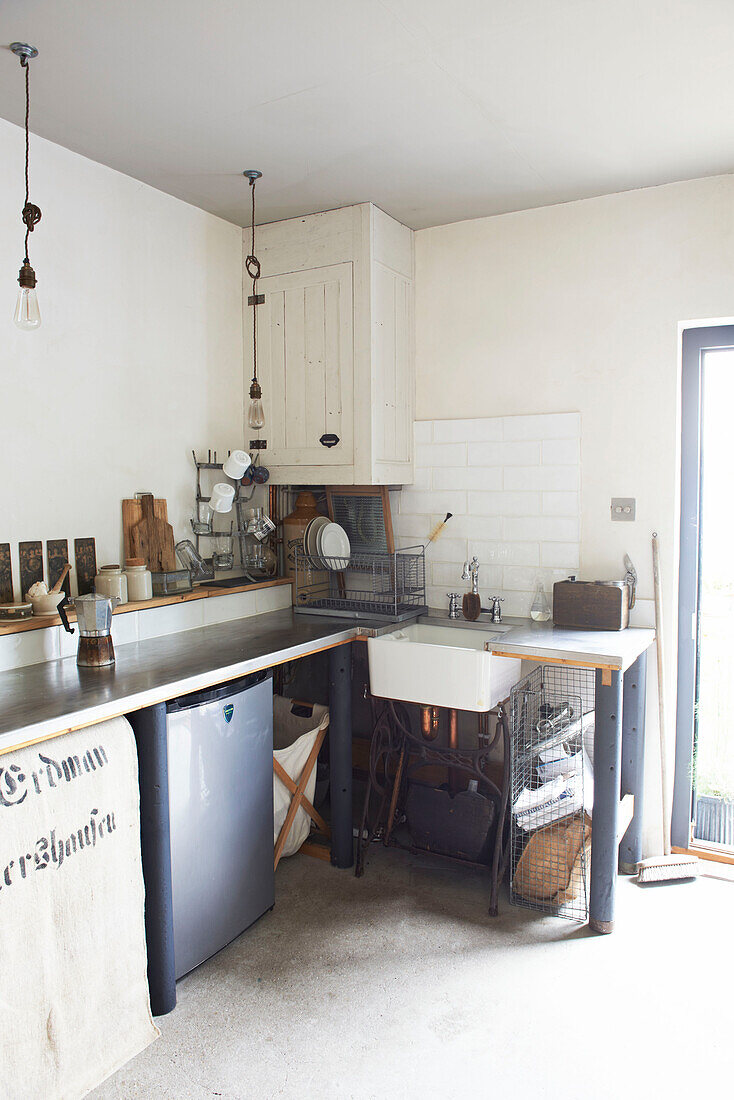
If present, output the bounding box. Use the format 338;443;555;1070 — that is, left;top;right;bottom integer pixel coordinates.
692;349;734;848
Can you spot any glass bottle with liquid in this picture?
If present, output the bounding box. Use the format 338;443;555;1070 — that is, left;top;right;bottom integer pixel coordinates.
530;578;552;622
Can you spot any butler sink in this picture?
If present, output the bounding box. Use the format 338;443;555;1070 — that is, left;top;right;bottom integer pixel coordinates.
367;623;522;712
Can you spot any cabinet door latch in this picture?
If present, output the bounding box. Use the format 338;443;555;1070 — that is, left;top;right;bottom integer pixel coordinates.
319;433;340;448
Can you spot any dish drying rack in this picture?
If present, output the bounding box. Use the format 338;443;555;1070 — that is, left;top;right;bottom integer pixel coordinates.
293;545;427;622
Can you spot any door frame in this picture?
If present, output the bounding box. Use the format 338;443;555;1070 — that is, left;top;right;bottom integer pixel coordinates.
673;325;734;854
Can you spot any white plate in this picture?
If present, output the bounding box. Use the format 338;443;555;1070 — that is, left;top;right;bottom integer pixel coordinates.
318;522;351;570
305;516;330;566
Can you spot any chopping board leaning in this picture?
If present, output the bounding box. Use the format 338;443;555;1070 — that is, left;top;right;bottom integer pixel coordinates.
129;494;177;572
121;497;169;561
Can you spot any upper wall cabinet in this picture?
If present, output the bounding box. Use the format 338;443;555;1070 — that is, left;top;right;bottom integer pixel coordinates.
245;203;414;485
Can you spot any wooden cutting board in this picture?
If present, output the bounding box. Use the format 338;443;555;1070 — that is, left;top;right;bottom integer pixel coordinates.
129;494;177;572
122;498;168;562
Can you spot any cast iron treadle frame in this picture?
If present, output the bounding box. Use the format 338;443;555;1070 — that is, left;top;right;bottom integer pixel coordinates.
355;696;512;917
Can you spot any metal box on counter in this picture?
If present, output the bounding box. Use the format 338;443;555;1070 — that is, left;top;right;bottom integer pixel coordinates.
552;579;630;631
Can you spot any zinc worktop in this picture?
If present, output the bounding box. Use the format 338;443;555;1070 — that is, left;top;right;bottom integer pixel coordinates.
0;610;653;753
0;607;654;982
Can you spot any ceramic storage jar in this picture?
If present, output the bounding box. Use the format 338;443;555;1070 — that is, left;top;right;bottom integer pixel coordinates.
124;558;153;601
95;564;128;604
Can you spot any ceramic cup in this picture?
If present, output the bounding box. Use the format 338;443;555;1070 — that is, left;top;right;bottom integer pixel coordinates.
210;483;235;513
223;449;251;480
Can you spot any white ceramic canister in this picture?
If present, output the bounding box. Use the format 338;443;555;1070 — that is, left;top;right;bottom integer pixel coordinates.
95;564;128;604
124;558;153;601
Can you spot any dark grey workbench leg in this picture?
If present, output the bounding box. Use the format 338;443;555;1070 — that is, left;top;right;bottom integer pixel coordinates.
329;643;354;868
590;670;623;934
619;651;648;874
127;703;176;1016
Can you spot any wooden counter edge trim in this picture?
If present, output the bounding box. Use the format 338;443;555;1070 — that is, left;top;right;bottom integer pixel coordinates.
488;649;620;680
0;635;352;758
0;578;294;636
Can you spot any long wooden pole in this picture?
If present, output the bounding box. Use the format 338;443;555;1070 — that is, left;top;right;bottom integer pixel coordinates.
652;531;671;856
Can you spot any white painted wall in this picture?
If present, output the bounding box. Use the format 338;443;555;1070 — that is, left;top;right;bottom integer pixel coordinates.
415;173;734;853
0;117;245;599
416;173;734;625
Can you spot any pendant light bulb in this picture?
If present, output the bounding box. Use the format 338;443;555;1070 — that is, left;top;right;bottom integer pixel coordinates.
248;379;265;430
248;398;265;430
14;262;41;329
10;44;42;332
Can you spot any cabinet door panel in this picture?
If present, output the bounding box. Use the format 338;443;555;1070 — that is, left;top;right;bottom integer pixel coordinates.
373;264;413;466
257;263;354;467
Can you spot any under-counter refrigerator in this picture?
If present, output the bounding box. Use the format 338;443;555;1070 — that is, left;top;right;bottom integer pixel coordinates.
166;669;274;979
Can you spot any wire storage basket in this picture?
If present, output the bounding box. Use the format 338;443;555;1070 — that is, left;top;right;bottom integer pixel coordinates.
293;544;427;621
510;665;596;921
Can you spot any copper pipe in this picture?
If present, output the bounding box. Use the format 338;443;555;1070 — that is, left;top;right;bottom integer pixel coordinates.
448;708;459;793
420;705;440;741
448;708;459;749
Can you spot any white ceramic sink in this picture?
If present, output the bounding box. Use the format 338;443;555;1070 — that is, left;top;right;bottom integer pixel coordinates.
367;623;522;712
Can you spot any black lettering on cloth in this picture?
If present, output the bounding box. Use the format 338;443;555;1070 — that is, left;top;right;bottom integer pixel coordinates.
39;754;63;789
35;836;49;870
1;804;118;896
0;764;28;807
50;830;64;868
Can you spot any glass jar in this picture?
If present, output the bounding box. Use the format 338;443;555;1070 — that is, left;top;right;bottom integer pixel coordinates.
212;535;234;571
95;565;128;605
124;558;153;601
530;578;552;622
243;537;277;579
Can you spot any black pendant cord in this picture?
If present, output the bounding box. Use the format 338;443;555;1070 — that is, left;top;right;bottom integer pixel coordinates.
245;177;261;392
20;57;41;265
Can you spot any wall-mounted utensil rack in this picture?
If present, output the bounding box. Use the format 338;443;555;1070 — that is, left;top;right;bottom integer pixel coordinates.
191;449;257;569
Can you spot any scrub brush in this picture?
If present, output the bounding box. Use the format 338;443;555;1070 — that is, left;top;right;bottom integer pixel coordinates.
426;513;452;546
637;533;699;883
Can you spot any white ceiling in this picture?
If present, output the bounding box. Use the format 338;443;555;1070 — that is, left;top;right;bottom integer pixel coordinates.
2;0;734;230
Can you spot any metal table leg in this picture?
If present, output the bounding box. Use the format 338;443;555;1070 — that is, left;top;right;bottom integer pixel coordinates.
328;643;354;868
589;669;623;934
128;702;176;1016
619;651;648;874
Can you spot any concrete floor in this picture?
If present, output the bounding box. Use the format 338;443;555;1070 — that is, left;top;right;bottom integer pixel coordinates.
92;848;733;1100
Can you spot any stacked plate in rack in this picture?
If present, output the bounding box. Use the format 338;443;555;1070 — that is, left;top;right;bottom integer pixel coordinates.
303;517;350;570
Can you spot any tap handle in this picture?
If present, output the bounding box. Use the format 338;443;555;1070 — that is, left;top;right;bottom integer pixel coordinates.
488;595;505;622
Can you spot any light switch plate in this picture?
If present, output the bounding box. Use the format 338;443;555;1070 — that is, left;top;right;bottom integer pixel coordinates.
611;497;636;521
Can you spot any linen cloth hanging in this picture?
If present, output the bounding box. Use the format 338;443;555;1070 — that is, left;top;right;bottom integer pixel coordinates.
0;717;159;1099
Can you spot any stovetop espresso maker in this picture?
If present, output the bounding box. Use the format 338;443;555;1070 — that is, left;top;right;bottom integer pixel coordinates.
59;593;120;667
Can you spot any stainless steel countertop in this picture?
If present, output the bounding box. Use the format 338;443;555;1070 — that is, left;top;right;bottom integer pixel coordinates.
0;605;655;756
0;609;386;755
419;610;655;671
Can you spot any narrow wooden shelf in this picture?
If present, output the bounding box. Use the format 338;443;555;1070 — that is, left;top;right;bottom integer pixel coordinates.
0;578;293;637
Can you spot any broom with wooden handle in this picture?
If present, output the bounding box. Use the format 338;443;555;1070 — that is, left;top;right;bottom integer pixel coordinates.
637;532;699;882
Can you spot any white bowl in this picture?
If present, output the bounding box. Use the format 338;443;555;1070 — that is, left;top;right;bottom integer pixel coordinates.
31;591;66;616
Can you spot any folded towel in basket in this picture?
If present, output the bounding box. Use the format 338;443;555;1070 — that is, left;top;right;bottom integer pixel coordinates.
513;749;594;831
537;745;581;781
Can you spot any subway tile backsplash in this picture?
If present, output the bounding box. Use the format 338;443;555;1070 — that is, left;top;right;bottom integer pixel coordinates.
398;413;581;618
